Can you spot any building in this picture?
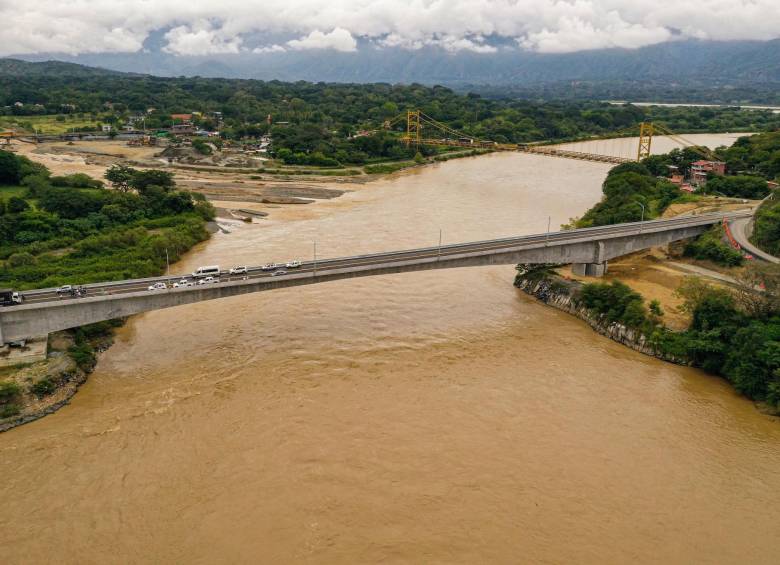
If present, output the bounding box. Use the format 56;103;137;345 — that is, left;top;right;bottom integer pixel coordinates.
101;124;113;133
170;124;195;135
690;160;726;185
171;113;193;123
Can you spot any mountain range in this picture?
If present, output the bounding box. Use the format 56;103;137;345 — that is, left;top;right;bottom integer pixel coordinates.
10;39;780;86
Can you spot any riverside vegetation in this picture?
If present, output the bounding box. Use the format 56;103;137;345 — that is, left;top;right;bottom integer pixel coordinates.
531;132;780;413
0;150;215;425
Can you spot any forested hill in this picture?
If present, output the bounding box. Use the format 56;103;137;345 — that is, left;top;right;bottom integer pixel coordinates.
0;58;125;77
3;60;780;147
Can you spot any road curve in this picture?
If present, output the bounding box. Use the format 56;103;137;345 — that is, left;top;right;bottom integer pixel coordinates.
729;216;780;264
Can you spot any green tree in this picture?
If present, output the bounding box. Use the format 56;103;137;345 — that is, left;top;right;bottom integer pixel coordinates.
0;150;21;184
104;164;136;192
131;169;175;194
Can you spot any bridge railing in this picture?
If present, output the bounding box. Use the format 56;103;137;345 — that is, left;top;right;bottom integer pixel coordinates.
18;211;752;297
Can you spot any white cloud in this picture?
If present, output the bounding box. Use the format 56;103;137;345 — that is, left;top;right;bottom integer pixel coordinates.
287;28;357;52
253;44;286;54
0;1;778;57
164;23;243;56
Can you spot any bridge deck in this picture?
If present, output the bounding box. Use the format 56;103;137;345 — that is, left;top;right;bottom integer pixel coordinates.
0;211;752;343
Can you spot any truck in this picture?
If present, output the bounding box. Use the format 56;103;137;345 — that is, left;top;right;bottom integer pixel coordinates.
0;288;23;306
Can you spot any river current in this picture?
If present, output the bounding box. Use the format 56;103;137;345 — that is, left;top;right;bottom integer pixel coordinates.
2;135;778;564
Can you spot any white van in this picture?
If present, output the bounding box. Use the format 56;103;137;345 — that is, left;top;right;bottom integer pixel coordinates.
192;265;220;278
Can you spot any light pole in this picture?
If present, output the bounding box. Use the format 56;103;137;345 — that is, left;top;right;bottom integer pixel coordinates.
638;202;645;233
165;248;171;286
438;229;442;260
546;216;551;246
313;241;317;275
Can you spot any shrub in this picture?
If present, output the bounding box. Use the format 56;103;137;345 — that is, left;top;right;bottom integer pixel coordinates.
578;280;649;328
50;173;103;188
7;252;37;267
0;380;21;402
364;162;413;174
68;342;96;371
30;378;56;398
1;404;20;418
684;226;744;266
7;196;30;214
192;138;213;155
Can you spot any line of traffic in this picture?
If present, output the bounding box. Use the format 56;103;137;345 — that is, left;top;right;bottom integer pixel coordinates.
5;211;751;307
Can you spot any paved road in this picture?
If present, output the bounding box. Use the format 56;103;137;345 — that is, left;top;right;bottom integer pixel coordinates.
729;216;780;264
13;211;752;307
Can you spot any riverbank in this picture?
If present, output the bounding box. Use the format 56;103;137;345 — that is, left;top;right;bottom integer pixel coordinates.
514;273;682;362
0;323;119;432
515;265;780;417
5;139;780;565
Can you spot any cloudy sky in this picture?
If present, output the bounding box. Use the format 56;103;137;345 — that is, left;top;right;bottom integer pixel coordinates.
2;0;779;58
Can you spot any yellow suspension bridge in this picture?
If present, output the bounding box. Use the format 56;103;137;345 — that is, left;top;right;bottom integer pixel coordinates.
383;110;720;165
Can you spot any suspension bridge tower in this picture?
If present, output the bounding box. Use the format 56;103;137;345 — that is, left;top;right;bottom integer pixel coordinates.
637;122;653;161
405;110;421;149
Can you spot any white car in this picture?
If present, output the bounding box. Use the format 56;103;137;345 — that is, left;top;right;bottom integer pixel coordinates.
261;263;280;271
172;279;194;288
148;282;168;291
56;285;73;294
229;265;248;275
197;276;219;285
285;260;301;268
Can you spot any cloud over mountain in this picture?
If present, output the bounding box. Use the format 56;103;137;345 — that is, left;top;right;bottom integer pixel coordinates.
2;0;779;57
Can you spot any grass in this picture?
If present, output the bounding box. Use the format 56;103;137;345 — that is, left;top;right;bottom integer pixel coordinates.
0;115;99;135
363;161;416;174
254;168;362;177
0;185;26;201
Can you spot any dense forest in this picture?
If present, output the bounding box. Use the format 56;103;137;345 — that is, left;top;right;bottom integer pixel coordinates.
2;60;780;167
0;151;214;289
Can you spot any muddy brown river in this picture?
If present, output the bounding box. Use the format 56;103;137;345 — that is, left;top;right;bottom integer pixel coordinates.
2;136;779;564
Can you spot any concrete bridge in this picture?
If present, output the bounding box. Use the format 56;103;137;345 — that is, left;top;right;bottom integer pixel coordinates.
0;211;751;344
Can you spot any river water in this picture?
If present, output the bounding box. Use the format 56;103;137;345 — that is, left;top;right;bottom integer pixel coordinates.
554;132;751;161
2;135;778;564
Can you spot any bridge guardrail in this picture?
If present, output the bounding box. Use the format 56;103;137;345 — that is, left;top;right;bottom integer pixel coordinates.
19;210;752;296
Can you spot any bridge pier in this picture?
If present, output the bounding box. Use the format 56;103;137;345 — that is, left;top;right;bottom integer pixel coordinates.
572;261;608;277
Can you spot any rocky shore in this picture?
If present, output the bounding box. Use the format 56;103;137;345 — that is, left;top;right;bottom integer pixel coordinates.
0;329;116;433
515;274;686;364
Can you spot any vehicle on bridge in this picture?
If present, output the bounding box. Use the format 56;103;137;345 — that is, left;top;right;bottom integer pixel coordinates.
262;263;281;271
148;282;168;291
229;265;248;275
197;276;219;285
0;289;23;306
55;285;75;296
285;260;301;268
172;279;194;288
192;265;220;278
271;270;288;277
55;285;87;298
